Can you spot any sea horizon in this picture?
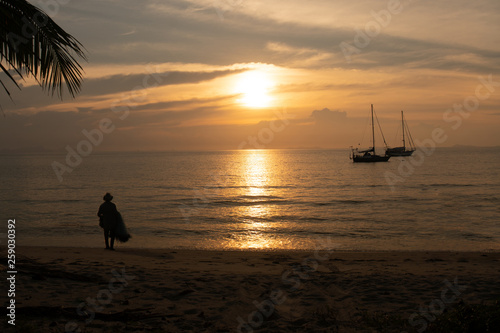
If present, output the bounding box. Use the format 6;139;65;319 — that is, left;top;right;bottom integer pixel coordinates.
2;144;500;155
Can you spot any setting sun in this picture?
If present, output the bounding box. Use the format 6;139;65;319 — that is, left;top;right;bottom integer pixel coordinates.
235;70;274;108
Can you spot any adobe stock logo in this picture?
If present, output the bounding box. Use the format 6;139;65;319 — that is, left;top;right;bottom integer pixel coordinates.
385;74;499;191
213;0;244;20
237;109;293;149
339;0;419;63
51;67;169;182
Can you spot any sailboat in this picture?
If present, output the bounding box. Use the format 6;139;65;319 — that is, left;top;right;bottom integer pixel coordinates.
351;104;390;163
385;110;415;156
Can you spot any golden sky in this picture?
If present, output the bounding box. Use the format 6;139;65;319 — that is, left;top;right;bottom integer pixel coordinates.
1;0;500;152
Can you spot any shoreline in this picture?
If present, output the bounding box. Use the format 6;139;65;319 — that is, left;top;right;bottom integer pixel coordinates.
3;246;500;332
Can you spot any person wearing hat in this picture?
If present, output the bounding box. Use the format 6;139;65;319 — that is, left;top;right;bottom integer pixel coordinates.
97;193;118;250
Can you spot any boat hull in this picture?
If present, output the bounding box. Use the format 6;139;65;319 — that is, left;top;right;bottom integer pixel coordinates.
386;147;415;156
352;154;390;163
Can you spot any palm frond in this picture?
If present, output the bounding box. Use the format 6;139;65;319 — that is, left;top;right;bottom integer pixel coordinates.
0;0;87;100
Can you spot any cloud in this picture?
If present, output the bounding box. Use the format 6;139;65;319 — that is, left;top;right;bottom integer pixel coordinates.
120;29;136;36
78;69;244;97
0;93;240;151
3;68;244;113
51;0;500;74
311;108;348;123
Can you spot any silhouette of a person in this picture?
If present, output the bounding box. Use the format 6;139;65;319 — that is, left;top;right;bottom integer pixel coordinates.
97;193;118;250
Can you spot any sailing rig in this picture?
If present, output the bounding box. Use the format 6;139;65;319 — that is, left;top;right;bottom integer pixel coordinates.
385;110;415;156
351;104;390;163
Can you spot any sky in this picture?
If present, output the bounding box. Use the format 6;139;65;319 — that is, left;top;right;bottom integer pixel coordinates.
1;0;500;152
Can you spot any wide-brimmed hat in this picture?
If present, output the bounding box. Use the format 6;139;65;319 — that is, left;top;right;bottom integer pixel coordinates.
103;193;113;201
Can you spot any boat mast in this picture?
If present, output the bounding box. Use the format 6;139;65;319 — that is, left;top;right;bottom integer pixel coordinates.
401;110;406;150
371;104;375;153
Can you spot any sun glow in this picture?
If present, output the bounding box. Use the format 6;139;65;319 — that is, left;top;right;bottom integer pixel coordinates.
235;70;274;108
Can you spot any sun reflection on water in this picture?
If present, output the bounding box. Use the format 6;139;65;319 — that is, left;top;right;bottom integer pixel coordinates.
226;150;281;249
244;150;268;196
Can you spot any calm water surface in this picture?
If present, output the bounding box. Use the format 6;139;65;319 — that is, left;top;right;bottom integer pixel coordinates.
1;148;499;251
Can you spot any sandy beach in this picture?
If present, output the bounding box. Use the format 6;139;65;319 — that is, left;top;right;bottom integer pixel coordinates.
2;247;500;332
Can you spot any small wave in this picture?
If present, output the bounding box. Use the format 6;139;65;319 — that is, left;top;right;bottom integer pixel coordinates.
298;217;329;221
238;195;285;200
461;232;494;240
211;199;290;207
427;183;476;188
482;196;500;202
315;199;370;206
4;198;82;204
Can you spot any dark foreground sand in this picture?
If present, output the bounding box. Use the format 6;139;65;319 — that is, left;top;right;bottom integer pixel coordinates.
2;247;500;332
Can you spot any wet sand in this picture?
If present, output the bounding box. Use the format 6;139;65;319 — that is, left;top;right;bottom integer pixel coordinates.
2;247;500;332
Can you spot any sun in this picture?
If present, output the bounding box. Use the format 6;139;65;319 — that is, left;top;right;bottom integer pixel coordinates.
235;70;274;108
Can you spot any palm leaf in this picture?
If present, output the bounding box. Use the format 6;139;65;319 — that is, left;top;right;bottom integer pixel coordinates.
0;0;87;100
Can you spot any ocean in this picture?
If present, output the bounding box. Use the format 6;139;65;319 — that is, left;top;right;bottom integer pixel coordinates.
1;147;499;251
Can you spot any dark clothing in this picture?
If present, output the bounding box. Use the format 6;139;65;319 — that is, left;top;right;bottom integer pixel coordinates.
97;197;118;250
103;228;115;249
98;201;118;249
98;201;118;231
